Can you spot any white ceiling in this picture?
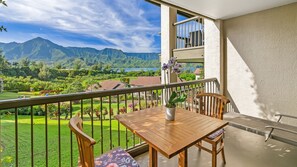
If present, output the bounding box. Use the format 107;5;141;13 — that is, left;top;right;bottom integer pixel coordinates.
162;0;297;19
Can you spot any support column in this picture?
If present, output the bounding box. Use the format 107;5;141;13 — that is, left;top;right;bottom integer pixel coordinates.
161;4;177;84
204;19;226;95
219;20;227;96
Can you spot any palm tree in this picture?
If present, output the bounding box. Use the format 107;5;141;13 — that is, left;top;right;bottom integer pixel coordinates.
0;0;7;32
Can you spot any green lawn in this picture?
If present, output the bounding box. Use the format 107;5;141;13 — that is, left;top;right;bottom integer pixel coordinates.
0;92;19;100
0;114;140;167
0;91;40;100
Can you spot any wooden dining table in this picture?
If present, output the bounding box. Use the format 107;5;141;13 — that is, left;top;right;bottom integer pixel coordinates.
115;106;229;167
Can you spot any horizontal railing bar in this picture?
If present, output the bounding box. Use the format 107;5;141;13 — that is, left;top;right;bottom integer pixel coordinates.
0;78;217;110
165;78;216;88
173;16;201;26
173;46;204;52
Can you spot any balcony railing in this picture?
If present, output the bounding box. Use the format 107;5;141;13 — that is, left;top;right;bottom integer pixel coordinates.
174;16;204;49
0;78;233;167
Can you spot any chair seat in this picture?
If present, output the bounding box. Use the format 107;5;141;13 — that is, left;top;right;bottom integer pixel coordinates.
94;147;139;167
207;129;224;140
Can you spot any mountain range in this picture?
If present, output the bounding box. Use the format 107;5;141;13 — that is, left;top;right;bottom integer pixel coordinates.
0;37;160;68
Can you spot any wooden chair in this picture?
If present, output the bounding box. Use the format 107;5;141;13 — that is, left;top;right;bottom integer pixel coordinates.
196;93;230;167
69;116;139;167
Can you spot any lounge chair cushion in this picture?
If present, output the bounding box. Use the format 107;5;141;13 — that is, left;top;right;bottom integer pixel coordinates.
207;129;224;140
94;147;139;167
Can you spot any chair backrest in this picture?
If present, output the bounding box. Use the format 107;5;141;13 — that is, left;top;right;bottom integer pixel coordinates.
69;116;96;167
196;93;230;120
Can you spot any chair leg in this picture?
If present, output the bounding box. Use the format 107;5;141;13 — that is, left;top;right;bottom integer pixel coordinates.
212;143;217;167
195;141;202;151
221;139;226;164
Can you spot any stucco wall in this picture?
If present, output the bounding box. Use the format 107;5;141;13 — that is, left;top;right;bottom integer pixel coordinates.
224;3;297;123
204;19;221;82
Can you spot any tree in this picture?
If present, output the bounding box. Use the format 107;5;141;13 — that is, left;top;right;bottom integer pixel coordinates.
0;0;7;32
48;104;57;119
19;57;30;67
83;107;93;119
54;62;62;69
36;61;45;69
63;81;84;94
68;70;75;78
120;68;125;74
38;65;51;80
82;78;97;90
179;73;196;81
103;64;111;73
73;59;83;70
0;1;7;6
61;103;71;119
0;25;6;32
29;61;37;70
91;63;102;71
120;77;130;87
12;62;19;67
0;51;9;70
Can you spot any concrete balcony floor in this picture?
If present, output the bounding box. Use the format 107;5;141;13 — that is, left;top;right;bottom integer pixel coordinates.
134;126;297;167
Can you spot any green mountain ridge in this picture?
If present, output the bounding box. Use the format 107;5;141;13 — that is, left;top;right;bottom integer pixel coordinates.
0;37;160;68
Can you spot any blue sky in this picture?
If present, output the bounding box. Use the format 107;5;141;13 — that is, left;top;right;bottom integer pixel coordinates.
0;0;161;52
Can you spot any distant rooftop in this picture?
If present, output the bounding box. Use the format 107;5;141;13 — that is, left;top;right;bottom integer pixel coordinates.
130;76;161;86
87;80;126;91
87;76;185;91
194;68;202;75
99;80;126;90
131;76;183;86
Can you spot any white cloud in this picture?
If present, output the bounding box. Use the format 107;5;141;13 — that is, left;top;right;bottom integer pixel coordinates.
0;0;160;52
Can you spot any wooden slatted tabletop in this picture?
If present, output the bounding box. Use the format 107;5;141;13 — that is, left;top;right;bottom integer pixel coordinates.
115;106;228;167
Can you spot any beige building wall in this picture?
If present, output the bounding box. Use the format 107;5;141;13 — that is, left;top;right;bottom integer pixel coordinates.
204;19;221;82
224;3;297;123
